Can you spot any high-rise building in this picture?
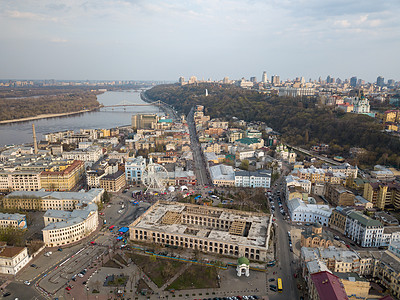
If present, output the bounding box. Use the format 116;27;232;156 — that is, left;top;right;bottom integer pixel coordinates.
178;76;185;85
350;76;357;87
377;76;385;87
222;77;230;84
262;71;267;83
271;75;280;86
326;75;332;84
388;79;395;87
250;77;257;83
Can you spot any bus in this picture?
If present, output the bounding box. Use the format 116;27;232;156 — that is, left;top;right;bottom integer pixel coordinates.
277;278;283;292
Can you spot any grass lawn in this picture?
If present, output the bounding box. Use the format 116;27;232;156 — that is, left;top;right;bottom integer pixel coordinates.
129;252;186;288
167;265;219;290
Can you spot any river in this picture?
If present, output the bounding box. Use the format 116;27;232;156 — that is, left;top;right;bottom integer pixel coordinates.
0;90;162;147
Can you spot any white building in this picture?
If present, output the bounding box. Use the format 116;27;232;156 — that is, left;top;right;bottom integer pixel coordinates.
345;211;383;247
209;164;235;187
41;189;103;247
381;227;400;247
287;198;332;226
62;146;103;166
285;175;312;196
278;87;315;97
125;156;146;184
234;170;271;188
0;213;27;229
0;246;31;275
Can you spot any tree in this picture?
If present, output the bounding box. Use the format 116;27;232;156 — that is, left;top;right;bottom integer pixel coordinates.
102;191;111;203
239;160;249;170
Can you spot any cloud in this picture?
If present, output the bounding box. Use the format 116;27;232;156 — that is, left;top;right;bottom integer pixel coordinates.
7;10;58;22
51;38;67;43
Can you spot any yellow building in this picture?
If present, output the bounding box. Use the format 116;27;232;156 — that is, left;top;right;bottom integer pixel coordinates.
301;223;333;249
40;160;85;191
99;170;126;192
384;110;400;124
363;182;400;209
373;251;400;299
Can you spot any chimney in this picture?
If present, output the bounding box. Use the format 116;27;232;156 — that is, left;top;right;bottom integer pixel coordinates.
32;123;38;154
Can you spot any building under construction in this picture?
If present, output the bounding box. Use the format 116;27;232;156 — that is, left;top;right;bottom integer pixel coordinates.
129;200;273;261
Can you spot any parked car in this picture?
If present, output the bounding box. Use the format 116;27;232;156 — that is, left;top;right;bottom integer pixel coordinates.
268;278;275;282
65;286;72;291
58;248;63;252
24;281;30;285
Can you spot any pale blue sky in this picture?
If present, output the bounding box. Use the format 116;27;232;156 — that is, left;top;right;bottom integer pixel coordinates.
1;0;399;82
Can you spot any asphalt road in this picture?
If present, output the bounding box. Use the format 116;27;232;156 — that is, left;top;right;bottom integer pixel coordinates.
2;282;45;300
187;107;212;186
269;175;300;300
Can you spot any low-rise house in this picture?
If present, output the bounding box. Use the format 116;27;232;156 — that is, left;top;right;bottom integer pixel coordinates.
0;245;31;275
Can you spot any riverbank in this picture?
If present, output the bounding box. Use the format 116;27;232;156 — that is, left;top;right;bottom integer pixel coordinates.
0;107;100;125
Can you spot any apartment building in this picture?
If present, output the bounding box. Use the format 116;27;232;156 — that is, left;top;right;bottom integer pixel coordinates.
363;182;400;210
345;211;383;247
40;160;85;191
125;156;146;184
99;170;126;192
325;184;355;206
234;170;271;188
62;146;103;165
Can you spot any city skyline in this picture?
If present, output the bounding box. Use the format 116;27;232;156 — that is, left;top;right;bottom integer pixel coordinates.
1;0;400;82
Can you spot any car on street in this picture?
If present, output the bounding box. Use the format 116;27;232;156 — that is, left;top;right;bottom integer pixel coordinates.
24;281;30;285
58;248;63;251
30;264;36;268
2;292;11;297
65;286;72;291
107;205;111;208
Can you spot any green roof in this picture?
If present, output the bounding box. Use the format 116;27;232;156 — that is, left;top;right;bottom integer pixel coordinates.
158;119;173;123
236;137;260;145
348;211;382;227
238;257;250;265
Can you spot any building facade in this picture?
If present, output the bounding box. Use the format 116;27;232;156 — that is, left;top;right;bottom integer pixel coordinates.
0;246;31;275
234;170;271;188
40;160;85;191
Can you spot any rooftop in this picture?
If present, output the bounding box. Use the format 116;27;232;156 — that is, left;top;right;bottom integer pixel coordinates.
131;201;270;248
310;271;348;300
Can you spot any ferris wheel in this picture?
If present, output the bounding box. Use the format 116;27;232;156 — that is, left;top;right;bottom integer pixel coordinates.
142;163;169;193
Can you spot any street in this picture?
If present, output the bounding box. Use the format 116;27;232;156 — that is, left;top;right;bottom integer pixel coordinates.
187;107;212;186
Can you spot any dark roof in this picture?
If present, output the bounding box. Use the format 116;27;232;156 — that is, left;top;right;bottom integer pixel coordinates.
101;170;125;180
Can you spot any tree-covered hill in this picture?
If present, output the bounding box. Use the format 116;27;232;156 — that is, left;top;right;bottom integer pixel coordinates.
146;83;400;167
0;92;100;122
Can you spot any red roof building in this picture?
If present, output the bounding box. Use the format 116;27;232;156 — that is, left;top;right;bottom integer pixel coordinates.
309;271;348;300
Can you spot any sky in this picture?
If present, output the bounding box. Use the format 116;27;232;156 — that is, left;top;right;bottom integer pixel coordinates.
1;0;400;82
